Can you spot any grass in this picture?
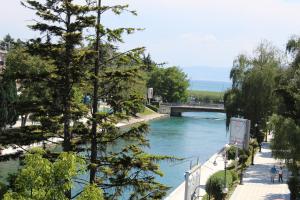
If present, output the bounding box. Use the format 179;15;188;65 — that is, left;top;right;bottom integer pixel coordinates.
139;107;157;116
188;90;224;104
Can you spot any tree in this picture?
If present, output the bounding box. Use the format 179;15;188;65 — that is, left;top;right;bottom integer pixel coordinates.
22;0;96;152
0;72;18;131
0;35;25;51
81;3;173;199
77;185;104;200
269;115;300;175
269;36;300;200
3;149;103;200
0;35;14;51
2;1;175;199
147;66;189;103
224;42;281;145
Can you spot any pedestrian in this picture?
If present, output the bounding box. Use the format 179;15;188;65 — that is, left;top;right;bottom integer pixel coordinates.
270;165;277;183
278;167;283;183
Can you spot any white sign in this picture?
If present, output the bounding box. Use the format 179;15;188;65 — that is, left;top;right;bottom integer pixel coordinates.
147;88;153;99
184;163;201;200
229;118;250;150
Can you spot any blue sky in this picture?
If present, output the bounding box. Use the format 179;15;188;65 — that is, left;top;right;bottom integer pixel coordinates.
1;0;300;81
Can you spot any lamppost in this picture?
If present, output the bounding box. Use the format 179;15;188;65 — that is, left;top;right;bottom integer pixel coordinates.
212;144;230;199
223;144;229;197
251;123;258;165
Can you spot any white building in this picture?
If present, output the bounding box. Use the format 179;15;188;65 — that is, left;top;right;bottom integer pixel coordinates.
0;50;7;72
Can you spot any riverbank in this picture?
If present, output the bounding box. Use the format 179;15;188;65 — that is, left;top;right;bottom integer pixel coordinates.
116;113;168;128
0;112;168;157
165;145;231;200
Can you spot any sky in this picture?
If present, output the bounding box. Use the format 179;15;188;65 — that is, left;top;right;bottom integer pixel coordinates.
1;0;300;81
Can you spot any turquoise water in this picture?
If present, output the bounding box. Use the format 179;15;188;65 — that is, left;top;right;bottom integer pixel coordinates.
72;112;228;197
146;112;228;190
0;112;228;197
189;80;231;92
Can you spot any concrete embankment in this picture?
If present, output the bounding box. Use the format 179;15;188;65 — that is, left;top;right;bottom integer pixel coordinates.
165;145;229;200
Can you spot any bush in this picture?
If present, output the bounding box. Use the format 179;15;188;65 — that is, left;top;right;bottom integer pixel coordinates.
227;146;248;160
229;170;238;182
0;182;8;199
205;170;233;200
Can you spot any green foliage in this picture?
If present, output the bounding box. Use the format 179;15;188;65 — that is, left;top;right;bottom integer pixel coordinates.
0;181;8;199
227;146;248;160
0;2;175;199
188;90;224;104
224;42;281;136
147;66;189;103
0;73;18;130
230;170;238;182
0;34;24;51
77;185;104;200
205;170;233;200
270;115;300;175
3;149;86;200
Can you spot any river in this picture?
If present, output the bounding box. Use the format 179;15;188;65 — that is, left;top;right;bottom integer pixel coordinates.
0;112;228;197
145;112;228;191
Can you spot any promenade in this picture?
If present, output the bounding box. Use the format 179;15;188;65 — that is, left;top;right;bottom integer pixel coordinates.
230;136;290;200
166;146;229;200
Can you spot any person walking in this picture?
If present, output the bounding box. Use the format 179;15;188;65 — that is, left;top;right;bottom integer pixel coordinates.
278;167;283;183
270;165;277;183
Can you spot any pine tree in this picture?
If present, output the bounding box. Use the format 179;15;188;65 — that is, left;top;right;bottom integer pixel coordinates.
81;1;174;198
21;0;96;152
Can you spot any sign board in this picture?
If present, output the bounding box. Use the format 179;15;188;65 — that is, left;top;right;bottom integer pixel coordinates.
147;88;153;99
229;118;251;150
184;163;201;200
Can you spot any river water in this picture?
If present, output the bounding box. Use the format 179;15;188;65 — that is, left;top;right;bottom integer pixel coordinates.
0;112;228;197
145;112;228;191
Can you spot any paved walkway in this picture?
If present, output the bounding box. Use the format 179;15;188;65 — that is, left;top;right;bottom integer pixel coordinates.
166;146;230;200
230;138;290;200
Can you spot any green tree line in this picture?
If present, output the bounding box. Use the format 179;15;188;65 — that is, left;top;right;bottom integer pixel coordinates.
224;39;300;199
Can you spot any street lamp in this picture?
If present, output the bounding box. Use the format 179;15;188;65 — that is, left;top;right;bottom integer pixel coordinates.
212;144;230;198
251;123;258;165
223;144;229;197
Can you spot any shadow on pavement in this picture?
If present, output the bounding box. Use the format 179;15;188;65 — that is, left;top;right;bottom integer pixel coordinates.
264;192;290;200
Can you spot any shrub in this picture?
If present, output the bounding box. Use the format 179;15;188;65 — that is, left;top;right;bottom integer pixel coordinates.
205;170;233;200
227;146;247;160
238;154;249;165
0;182;8;199
229;170;238;182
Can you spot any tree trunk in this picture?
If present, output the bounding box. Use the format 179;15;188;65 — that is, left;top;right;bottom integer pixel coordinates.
90;0;102;184
63;0;73;154
21;114;28;127
63;2;73;198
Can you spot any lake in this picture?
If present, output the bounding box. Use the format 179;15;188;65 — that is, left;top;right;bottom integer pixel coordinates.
189;80;231;92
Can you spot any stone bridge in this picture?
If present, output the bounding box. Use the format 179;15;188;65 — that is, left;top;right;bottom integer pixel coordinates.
158;103;225;116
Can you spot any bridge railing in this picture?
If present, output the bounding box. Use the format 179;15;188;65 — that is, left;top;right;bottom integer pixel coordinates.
161;102;224;108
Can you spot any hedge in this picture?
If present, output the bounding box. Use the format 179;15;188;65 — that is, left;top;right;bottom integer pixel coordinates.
205;170;236;200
